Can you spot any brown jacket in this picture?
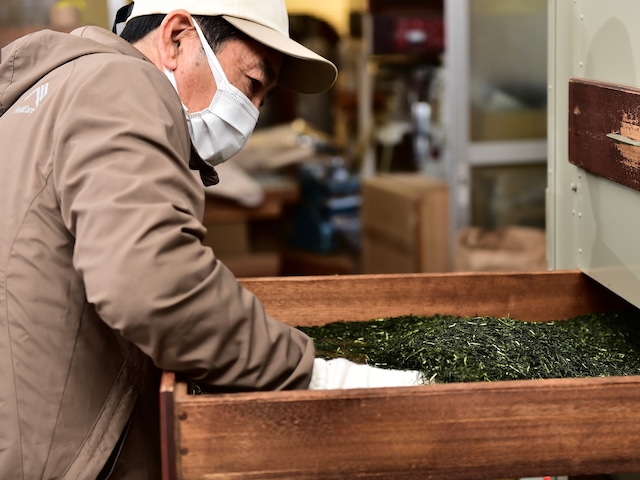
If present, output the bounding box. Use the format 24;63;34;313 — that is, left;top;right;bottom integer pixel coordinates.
0;26;314;479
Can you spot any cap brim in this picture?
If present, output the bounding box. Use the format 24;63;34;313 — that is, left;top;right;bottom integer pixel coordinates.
223;16;337;95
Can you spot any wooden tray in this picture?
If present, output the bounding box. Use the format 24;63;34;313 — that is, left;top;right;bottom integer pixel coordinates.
160;270;640;480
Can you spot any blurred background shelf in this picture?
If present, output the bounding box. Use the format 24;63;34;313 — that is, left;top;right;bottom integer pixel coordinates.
1;0;550;275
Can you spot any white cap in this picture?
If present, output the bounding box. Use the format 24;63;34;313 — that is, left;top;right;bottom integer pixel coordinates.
125;0;338;94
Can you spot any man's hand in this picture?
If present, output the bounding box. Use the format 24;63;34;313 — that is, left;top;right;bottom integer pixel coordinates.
309;357;426;390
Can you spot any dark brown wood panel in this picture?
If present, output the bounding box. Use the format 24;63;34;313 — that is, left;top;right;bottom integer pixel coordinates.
569;77;640;191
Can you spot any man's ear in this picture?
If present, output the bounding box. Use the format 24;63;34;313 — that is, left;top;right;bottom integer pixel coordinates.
157;10;196;70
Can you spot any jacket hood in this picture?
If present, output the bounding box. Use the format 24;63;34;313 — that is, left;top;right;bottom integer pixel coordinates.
0;26;148;116
0;26;220;187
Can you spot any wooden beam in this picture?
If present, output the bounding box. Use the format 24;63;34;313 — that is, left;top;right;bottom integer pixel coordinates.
569;77;640;191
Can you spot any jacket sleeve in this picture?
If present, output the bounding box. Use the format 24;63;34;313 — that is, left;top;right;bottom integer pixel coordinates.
53;54;314;391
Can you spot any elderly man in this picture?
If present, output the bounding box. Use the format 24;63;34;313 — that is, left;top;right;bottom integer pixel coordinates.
0;1;422;478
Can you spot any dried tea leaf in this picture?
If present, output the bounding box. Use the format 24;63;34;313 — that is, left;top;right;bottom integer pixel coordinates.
298;312;640;383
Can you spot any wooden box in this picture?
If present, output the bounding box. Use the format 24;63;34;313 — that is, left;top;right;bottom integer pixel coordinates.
160;270;640;480
361;173;450;274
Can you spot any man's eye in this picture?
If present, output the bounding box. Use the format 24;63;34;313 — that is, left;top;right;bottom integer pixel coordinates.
250;78;262;95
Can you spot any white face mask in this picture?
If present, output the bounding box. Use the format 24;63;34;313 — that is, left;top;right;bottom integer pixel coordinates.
164;20;260;166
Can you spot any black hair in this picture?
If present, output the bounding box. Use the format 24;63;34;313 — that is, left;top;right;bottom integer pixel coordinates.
120;14;249;53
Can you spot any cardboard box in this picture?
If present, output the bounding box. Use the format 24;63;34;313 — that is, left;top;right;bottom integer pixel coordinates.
217;252;280;278
471;107;547;142
361;173;449;273
202;221;249;256
454;226;547;272
203;222;282;277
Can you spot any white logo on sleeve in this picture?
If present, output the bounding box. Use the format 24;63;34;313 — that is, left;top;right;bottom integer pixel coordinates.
14;83;49;114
